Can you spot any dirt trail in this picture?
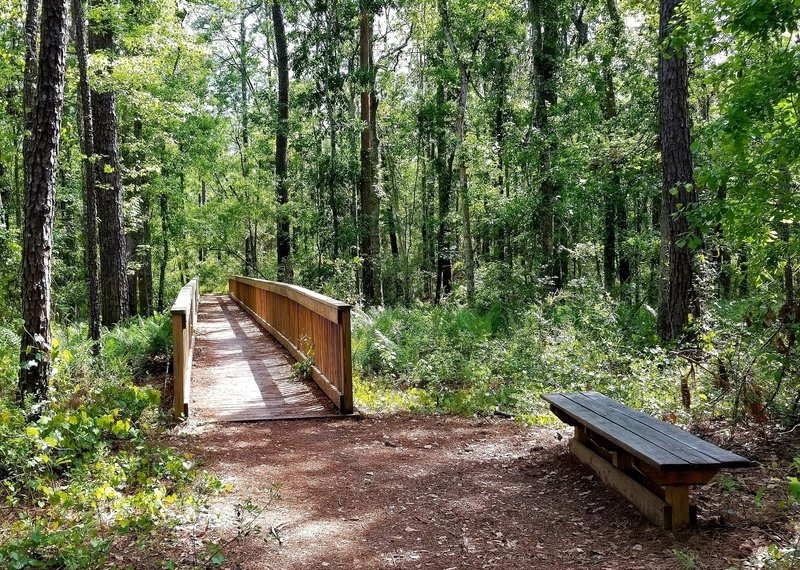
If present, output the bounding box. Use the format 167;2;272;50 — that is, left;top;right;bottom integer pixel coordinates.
168;414;771;569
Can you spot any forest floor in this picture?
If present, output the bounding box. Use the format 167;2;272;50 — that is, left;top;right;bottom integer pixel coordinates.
139;413;800;570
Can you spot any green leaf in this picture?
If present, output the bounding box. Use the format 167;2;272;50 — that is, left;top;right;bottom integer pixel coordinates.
788;477;800;500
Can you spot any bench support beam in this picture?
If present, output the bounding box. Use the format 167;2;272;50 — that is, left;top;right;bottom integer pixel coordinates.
569;435;695;530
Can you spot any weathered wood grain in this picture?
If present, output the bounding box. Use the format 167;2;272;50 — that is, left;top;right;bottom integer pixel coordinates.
569;437;671;529
171;278;198;419
543;391;751;470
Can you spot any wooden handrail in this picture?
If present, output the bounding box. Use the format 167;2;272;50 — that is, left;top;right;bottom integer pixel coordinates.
171;277;199;419
228;275;354;414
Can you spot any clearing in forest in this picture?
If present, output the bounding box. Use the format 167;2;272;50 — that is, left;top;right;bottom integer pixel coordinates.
165;414;788;570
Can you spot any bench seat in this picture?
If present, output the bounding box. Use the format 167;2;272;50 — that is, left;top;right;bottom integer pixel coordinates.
543;391;752;529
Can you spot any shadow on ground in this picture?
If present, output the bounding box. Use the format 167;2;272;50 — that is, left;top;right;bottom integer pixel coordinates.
153;414;775;569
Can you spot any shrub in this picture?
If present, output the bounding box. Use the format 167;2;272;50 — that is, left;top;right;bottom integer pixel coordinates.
0;315;220;569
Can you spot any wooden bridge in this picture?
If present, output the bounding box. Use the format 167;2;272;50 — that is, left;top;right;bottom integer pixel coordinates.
170;276;355;422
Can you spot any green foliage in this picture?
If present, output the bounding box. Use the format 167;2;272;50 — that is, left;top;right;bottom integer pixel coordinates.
352;284;679;420
671;547;698;570
100;315;172;376
0;316;223;569
353;280;800;426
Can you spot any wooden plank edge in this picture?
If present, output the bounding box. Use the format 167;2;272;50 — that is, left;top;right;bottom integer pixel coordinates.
548;393;752;470
171;278;199;314
569;437;672;529
230;275;348;322
203;410;364;423
171;314;185;421
229;293;346;410
547;393;690;471
183;326;194;419
230;275;349;309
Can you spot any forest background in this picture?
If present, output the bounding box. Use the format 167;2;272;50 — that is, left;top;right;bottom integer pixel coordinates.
0;0;799;566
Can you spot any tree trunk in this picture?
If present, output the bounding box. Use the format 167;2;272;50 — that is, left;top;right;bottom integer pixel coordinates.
239;10;249;175
157;192;168;313
780;175;794;305
494;81;507;263
18;0;68;404
273;2;292;282
370;54;382;303
359;0;379;306
657;0;699;341
381;148;401;303
325;0;340;259
126;116;153;316
439;0;475;304
531;0;561;289
421;137;434;299
72;0;100;349
711;180;730;296
738;246;748;297
90;0;128;326
22;0;39;199
138;195;152;316
617;173;631;287
434;37;452;302
603;191;615;290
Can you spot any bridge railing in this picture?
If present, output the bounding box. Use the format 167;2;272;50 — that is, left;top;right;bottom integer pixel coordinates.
228;275;353;414
171;277;199;419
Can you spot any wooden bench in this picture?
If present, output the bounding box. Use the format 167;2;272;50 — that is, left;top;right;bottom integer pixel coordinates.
542;391;752;530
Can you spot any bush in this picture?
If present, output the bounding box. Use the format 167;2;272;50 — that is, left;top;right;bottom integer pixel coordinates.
352;283;717;421
0;315;222;569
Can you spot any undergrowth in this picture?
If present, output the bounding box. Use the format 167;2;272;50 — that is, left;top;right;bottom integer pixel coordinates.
352;282;800;428
0;315;228;569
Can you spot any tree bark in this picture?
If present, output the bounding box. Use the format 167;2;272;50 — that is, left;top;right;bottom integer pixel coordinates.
617;171;631;286
359;0;379;306
711;180;730;296
72;0;100;349
493;76;507;263
18;0;68;403
90;0;128;326
531;0;562;289
439;0;475;304
273;2;292;282
157;192;168;313
138;194;152;316
657;0;699;341
434;36;452;302
573;2;625;292
22;0;40;198
603;191;616;290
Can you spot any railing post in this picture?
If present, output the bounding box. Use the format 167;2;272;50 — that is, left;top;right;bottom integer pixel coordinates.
338;307;353;414
171;277;198;420
172;312;186;420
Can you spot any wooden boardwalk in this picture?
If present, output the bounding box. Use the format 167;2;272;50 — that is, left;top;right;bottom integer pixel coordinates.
189;294;339;422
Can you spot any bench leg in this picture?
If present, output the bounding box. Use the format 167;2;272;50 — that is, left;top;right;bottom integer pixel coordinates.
664;486;690;530
611;449;633;471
